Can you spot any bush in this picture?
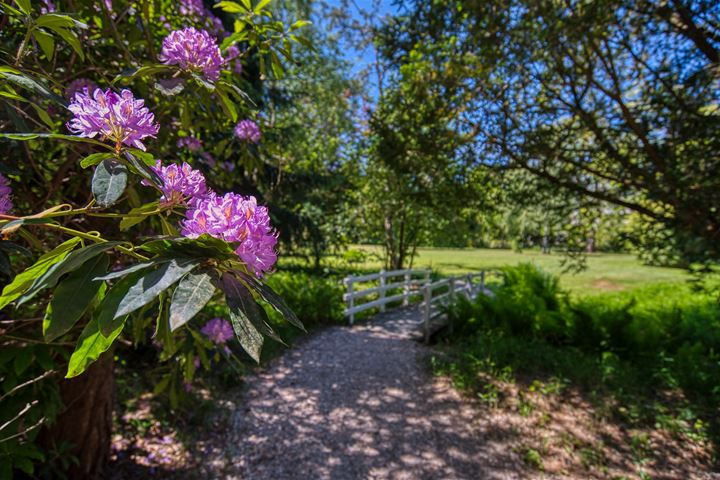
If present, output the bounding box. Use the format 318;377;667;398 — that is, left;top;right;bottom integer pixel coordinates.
445;264;720;399
265;271;344;327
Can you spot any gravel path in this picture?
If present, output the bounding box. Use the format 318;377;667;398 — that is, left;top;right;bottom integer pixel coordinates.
211;306;526;480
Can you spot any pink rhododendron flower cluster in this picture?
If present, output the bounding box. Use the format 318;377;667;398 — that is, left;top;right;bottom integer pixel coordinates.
149;160;207;206
176;136;202;151
181;192;278;277
226;45;244;74
200;318;234;344
67;88;159;150
234;119;261;143
179;0;205;16
159;28;225;82
0;174;13;215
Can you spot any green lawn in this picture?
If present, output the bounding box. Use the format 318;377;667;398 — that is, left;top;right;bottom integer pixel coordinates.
326;246;689;293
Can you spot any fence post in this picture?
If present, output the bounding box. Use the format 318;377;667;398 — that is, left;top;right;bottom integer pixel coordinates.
466;273;473;299
379;269;386;312
346;277;354;325
403;271;411;306
423;283;431;343
480;271;485;293
424;270;431;286
448;278;455;335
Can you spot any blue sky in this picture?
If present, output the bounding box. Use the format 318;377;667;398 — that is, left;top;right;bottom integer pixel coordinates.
319;0;399;97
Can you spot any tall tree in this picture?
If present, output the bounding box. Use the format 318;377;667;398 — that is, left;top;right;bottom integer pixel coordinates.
381;0;720;264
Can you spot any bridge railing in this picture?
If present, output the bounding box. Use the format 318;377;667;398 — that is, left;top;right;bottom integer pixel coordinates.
343;269;431;324
343;268;501;328
421;271;499;342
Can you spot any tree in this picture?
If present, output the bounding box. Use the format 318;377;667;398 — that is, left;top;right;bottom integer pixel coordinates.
380;0;720;265
355;42;479;269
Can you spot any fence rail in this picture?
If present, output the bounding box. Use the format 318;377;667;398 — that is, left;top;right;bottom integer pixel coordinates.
421;272;498;342
343;268;500;333
343;269;431;324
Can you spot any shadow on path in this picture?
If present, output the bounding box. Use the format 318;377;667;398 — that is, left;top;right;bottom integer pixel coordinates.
212;306;527;480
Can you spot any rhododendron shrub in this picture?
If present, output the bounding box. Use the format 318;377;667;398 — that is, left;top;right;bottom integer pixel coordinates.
0;0;310;475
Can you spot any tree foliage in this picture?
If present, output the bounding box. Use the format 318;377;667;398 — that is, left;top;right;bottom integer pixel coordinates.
380;0;720;264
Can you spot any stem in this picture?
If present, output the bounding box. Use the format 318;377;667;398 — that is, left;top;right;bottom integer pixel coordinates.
14;27;33;66
41;224;149;260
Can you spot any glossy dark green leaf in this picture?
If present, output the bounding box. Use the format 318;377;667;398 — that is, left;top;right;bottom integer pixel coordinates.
220;273;264;362
0;72;65;105
36;13;87;29
0;133;111;148
113;258;200;320
235;270;305;331
92;159;128;207
94;259;164;281
169;271;216;331
123;150;162;187
16;241;122;306
0;217;54;234
43;254;108;342
66;313;125;378
119;201;159;231
80;152;115;168
0;237;81;310
33;29;55;60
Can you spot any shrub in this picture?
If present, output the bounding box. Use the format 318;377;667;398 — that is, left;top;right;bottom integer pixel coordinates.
445;264;720;400
265;271;344;327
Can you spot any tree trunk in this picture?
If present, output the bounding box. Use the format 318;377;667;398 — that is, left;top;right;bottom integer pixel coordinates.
40;352;114;479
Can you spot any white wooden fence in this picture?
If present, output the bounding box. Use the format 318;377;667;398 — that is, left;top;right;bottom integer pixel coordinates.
343;269;497;337
343;269;431;324
421;272;493;342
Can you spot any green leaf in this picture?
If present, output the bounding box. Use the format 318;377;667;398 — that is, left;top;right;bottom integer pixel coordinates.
0;237;81;310
236;270;305;331
14;346;33;375
43;254;109;342
0;72;66;105
220;273;264;362
215;1;246;13
216;87;238;122
119;201;159;231
112;65;174;84
66;313;125;378
269;50;284;79
113;258;200;320
123;150;162;187
16;241;122;307
14;456;33;475
94;258;165;281
139;235;236;259
191;73;215;91
30;103;53;128
289;19;311;30
96;270;144;336
80;152;115;169
0;132;111;148
43;25;83;60
36;13;87;29
169;271;216;331
14;0;31;15
125;148;155;167
254;0;272;13
33;29;55;60
0;217;54;235
92;159;128;207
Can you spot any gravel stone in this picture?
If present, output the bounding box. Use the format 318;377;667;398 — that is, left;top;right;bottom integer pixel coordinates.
215;306;526;479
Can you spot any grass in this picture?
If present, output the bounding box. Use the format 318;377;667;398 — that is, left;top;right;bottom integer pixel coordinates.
431;264;719;476
280;246;689;294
